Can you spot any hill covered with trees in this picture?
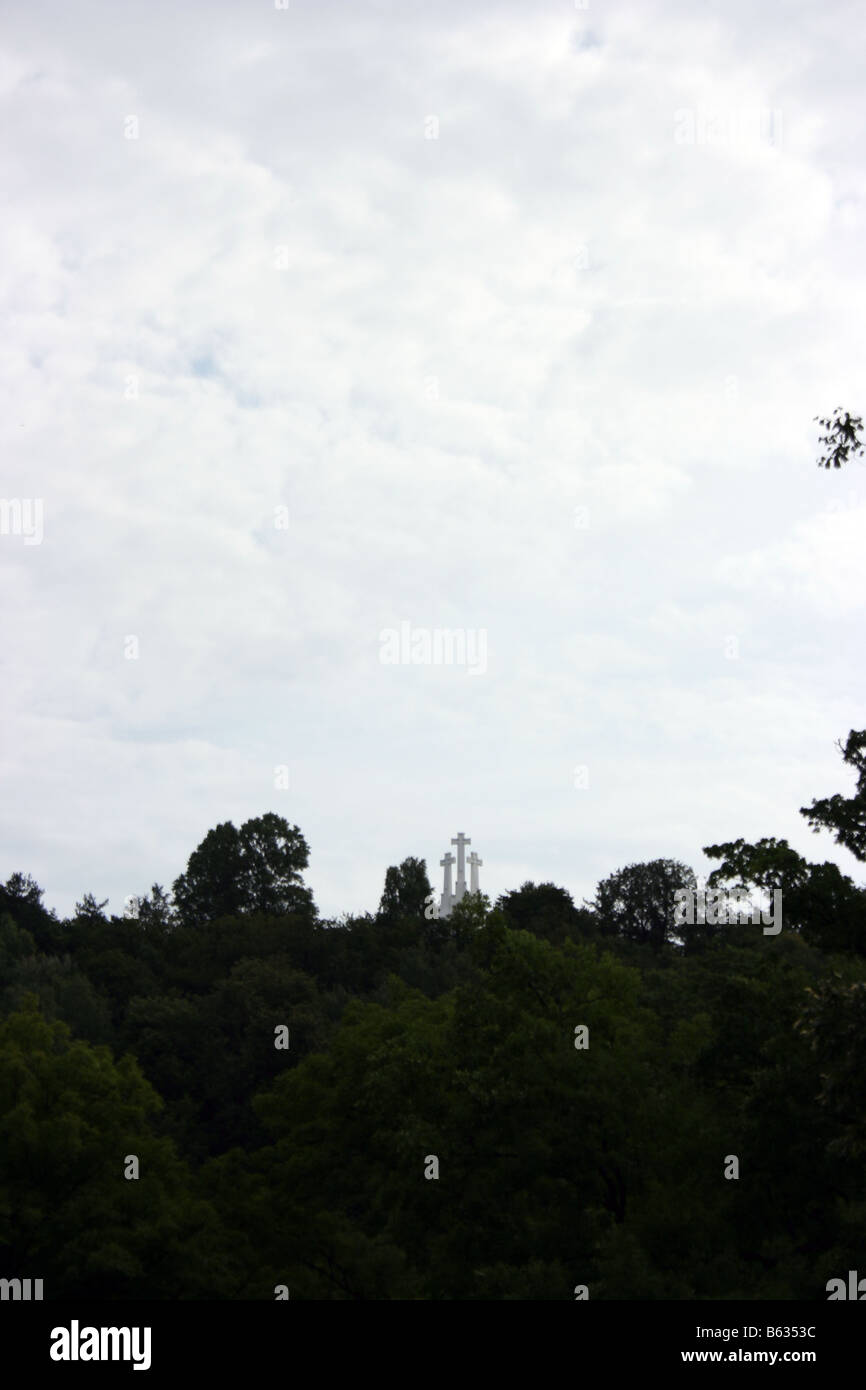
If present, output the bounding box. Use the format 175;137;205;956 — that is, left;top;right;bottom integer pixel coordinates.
2;730;865;1299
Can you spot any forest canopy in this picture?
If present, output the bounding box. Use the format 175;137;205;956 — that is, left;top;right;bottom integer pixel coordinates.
2;740;866;1300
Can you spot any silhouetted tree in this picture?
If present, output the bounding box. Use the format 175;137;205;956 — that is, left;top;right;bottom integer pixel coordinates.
704;834;866;955
378;856;432;920
800;729;866;862
172;813;315;927
815;407;865;469
0;872;58;951
497;880;591;944
591;858;696;951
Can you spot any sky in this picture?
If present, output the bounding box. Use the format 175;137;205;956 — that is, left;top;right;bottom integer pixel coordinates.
2;0;865;923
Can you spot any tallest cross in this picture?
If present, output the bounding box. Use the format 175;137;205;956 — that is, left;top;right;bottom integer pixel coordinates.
451;832;471;903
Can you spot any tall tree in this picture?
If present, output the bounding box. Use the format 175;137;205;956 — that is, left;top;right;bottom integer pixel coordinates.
125;883;176;933
172;813;315;927
73;892;110;924
496;881;591;944
0;872;58;951
591;859;696;951
703;834;866;954
377;856;432;920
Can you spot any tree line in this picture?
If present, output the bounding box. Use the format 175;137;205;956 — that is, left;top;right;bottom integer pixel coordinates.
0;728;864;1298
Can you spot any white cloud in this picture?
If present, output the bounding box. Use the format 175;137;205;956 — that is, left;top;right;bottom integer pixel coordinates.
1;0;864;918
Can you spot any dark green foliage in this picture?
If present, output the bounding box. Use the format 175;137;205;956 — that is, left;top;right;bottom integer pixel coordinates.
496;880;595;944
814;407;865;469
0;999;227;1297
1;776;865;1298
800;729;866;863
0;872;60;952
172;813;316;927
378;856;432;921
125;884;177;934
591;858;696;951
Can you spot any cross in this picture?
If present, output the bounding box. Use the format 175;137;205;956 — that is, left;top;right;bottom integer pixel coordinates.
451;833;471;894
469;850;483;895
440;850;455;899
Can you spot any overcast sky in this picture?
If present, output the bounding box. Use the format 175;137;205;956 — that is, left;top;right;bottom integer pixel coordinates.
2;0;865;923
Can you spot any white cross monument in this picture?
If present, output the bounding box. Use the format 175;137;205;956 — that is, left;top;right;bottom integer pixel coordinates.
452;833;471;905
439;851;455;918
436;834;481;918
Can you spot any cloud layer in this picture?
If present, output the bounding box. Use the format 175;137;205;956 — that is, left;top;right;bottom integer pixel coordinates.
2;0;865;918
